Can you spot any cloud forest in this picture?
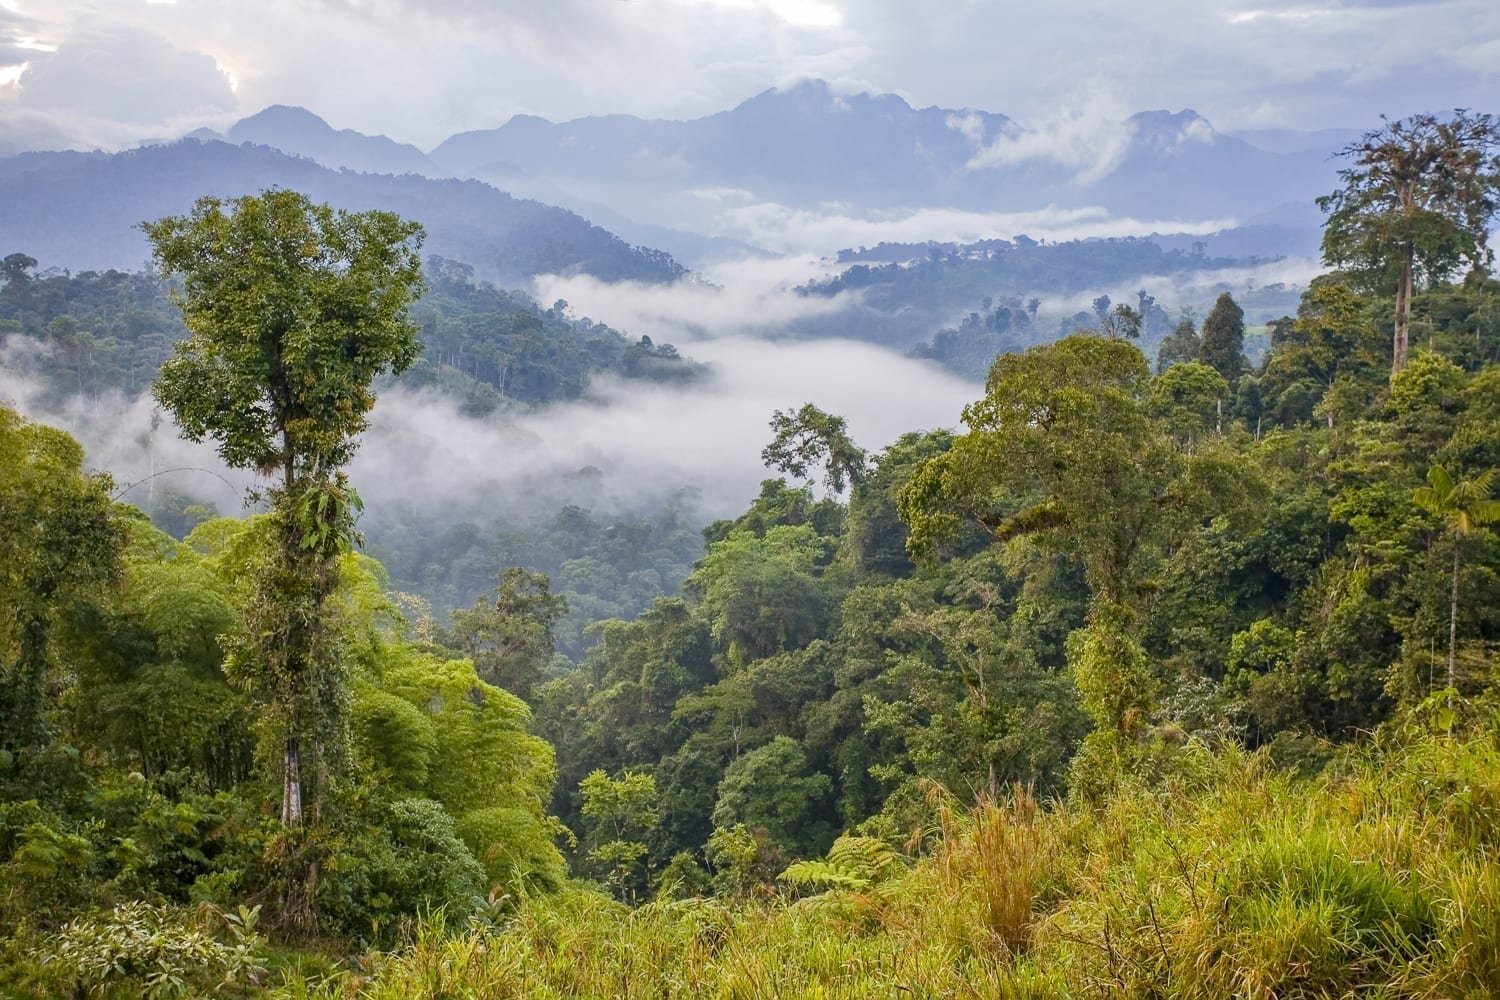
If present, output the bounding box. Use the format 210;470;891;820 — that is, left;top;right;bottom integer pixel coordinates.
2;27;1500;993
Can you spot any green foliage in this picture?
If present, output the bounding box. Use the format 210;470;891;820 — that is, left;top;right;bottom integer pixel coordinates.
453;806;566;897
686;524;831;665
1149;360;1229;449
443;567;567;701
11;175;1500;996
711;737;831;855
0;406;125;753
1155;317;1201;372
1069;603;1158;735
294;737;1500;999
47;901;265;999
380;651;557;820
146;191;424;479
578;769;658;899
319;798;485;942
780;834;903;893
1319;111;1500;372
761;403;867;494
1198;291;1248;381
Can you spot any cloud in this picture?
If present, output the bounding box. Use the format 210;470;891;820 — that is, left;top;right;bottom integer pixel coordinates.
350;335;975;518
0;18;238;152
3;0;1496;159
534;254;856;341
702;201;1238;256
15;23;234;126
944;110;986;148
1031;255;1324;318
966;92;1136;183
1;310;976;531
0;338;254;514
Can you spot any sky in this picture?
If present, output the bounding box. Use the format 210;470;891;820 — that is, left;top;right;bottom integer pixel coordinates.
1;0;1497;155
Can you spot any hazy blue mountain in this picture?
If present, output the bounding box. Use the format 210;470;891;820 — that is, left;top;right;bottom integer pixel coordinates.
185;106;768;267
190;105;439;176
425;81;1344;233
1085;110;1336;219
174;86;1348;262
0;139;684;285
431;79;1019;210
1230;127;1364;156
0;149;104;180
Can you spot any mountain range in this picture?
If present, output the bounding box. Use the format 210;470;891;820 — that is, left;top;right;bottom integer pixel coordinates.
176;80;1347;259
0;79;1354;300
0;139;685;284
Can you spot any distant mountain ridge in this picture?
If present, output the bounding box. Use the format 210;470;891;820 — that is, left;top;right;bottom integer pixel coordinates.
2;83;1353;279
0;139;685;284
191;81;1341;258
225;105;437;176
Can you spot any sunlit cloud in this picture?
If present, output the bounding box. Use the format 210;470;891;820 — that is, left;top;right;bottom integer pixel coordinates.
1228;7;1334;22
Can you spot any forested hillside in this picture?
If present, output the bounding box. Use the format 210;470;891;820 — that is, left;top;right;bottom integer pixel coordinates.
799;235;1300;359
0;253;698;412
3;112;1500;997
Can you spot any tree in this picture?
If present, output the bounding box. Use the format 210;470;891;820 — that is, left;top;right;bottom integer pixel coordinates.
1156;318;1201;373
145;190;424;828
1198;292;1247;382
1102;303;1142;340
711;736;831;855
1148;361;1229;449
579;769;658;899
898;336;1246;737
1412;465;1500;691
1;252;37;291
761;403;867;494
0;407;124;755
1319;112;1500;375
446;567;567;701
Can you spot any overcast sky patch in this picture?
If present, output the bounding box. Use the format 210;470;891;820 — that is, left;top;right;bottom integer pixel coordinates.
0;0;1493;154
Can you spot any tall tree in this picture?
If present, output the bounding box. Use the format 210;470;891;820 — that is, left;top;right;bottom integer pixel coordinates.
897;336;1242;737
1412;465;1500;691
145;190;424;828
1198;292;1247;383
761;403;867;494
1319;112;1500;374
0;407;124;755
446;567;568;701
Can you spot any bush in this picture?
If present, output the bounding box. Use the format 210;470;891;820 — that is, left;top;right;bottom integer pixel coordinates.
318;798;486;943
47;901;265;999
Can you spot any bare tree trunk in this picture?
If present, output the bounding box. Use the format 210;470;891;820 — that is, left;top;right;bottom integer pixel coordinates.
1393;256;1414;375
283;736;303;826
1448;541;1460;693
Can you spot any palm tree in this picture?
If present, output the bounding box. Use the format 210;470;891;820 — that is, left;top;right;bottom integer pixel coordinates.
1413;466;1500;691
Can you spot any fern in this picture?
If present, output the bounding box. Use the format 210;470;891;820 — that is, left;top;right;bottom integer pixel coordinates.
780;835;904;893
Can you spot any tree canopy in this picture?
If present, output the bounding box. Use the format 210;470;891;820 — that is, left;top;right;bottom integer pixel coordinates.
1320;111;1500;374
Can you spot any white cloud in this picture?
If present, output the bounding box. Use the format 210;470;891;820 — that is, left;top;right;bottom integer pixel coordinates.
944;110;986;148
966;91;1136;183
1;314;977;527
534;254;856;341
351;335;971;517
14;23;234;126
703;201;1238;256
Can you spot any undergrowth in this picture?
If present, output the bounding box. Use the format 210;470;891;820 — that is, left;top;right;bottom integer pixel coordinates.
266;732;1500;999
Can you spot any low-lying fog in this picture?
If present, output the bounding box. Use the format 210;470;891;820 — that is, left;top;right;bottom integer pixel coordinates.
1;245;1316;545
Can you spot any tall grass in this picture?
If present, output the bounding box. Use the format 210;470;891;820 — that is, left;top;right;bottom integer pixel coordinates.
273;734;1500;999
